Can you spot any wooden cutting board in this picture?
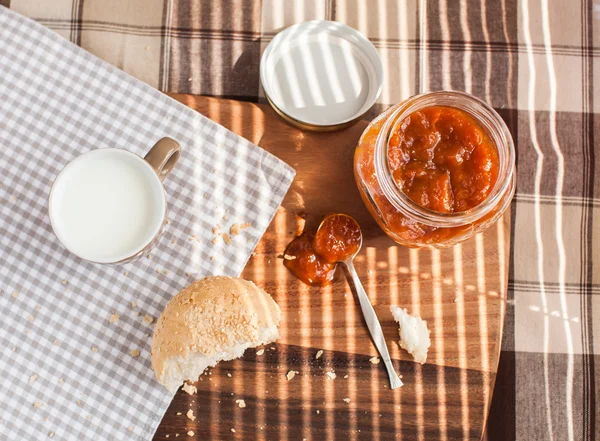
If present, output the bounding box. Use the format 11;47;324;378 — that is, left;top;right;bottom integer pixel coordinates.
154;95;510;441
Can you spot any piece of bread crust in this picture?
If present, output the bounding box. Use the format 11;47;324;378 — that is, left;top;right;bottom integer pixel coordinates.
151;276;281;391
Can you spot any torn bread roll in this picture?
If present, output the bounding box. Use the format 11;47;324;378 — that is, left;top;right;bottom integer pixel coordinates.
390;305;431;364
151;276;281;391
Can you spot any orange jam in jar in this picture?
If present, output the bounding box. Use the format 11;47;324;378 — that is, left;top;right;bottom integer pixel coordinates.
354;91;515;248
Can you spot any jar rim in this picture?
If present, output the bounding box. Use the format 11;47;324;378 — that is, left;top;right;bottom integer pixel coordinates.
374;90;516;228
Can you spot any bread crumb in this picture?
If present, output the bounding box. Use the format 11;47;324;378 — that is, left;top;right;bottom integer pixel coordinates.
236;399;246;408
28;314;35;322
315;350;323;359
12;346;16;351
231;428;236;433
130;301;137;308
176;434;180;437
143;315;154;324
76;400;83;407
326;371;336;380
286;370;298;381
210;256;215;261
130;349;140;358
390;305;431;364
211;237;219;244
53;340;60;346
240;222;251;229
226;373;232;377
212;227;220;234
185;272;191;277
35;305;41;310
127;427;133;431
58;378;64;384
12;291;18;299
109;313;120;324
166;218;171;224
369;357;380;364
223;215;228;221
61;280;68;285
176;412;182;415
344;375;349;379
282;254;297;260
124;271;129;276
33;401;46;408
187;78;192;82
29;374;38;384
256;349;264;356
182;383;197;395
230;224;240;236
187;430;194;436
316;410;320;414
87;415;91;420
49;432;54;438
343;398;351;403
91;346;98;352
186;409;196;421
222;233;232;245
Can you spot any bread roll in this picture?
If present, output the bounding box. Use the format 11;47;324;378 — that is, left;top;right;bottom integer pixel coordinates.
151;276;281;391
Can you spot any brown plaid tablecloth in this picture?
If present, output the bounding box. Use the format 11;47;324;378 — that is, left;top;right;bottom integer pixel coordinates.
5;0;598;440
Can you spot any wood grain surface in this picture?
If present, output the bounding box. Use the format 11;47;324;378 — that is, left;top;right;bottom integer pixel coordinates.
153;95;510;441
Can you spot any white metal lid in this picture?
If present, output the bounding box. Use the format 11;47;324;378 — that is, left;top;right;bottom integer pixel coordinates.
260;20;383;129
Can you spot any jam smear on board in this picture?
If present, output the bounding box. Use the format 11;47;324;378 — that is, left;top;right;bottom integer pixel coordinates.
283;213;362;286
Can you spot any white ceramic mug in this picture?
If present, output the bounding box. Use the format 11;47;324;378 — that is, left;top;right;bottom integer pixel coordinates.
48;138;181;264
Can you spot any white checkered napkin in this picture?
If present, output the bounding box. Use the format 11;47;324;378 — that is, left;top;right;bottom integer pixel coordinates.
0;7;294;441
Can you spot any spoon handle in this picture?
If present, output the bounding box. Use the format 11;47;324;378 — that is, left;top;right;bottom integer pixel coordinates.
344;260;403;389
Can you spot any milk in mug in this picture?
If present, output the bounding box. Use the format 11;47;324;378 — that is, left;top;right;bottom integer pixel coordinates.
49;149;166;263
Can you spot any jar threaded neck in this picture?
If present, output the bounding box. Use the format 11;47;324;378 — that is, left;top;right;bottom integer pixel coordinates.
373;91;516;228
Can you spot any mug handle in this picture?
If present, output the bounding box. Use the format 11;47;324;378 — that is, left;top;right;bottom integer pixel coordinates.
144;137;181;181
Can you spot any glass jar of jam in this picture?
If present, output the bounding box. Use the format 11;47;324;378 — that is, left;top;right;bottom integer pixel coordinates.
354;91;515;248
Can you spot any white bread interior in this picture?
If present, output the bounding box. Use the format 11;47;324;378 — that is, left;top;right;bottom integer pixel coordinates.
151;276;281;392
390;305;430;364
